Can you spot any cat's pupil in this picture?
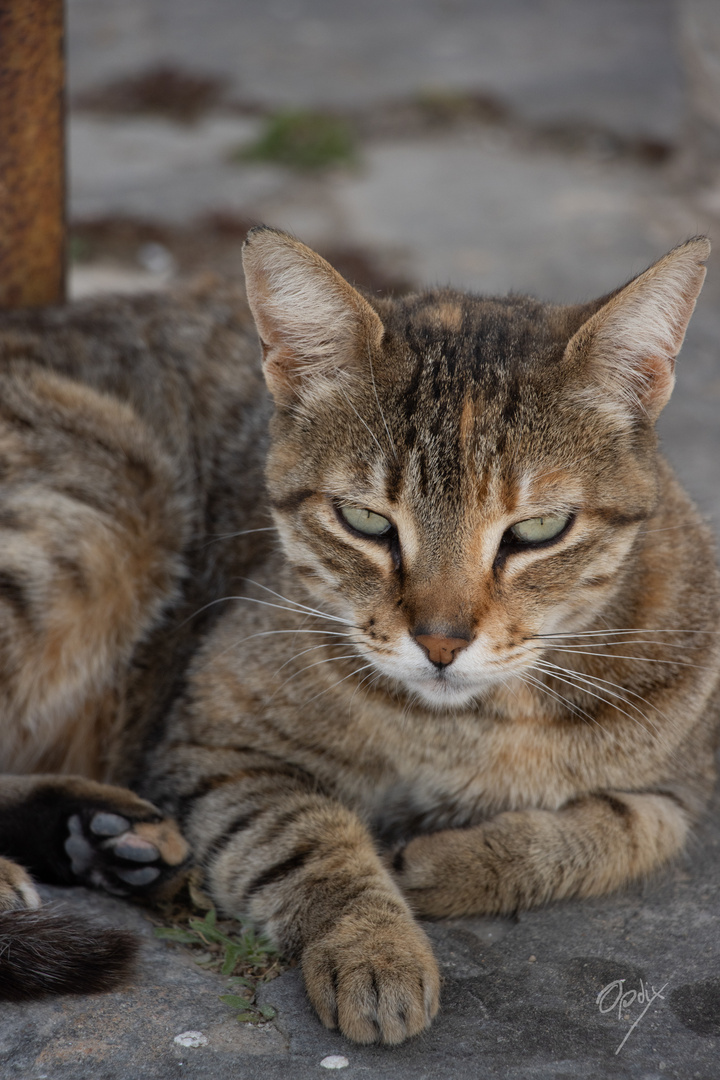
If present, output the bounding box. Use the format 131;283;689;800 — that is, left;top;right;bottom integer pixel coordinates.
509;513;570;545
339;505;392;538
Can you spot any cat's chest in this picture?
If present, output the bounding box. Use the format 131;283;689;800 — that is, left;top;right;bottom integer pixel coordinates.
295;696;585;837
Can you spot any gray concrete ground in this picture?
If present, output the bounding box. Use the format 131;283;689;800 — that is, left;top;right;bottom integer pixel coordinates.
4;1;720;1077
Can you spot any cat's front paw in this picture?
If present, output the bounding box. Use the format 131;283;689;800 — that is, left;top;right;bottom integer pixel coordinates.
302;904;439;1045
391;831;493;918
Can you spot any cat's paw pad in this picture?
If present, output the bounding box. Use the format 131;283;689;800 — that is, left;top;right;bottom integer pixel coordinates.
64;808;189;896
302;907;439;1045
0;856;42;912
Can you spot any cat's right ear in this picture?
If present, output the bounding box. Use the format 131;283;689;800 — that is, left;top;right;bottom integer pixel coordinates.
242;226;384;406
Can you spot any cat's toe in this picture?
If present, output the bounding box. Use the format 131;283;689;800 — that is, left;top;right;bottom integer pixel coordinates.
64;815;96;876
89;812;131;837
113;866;161;886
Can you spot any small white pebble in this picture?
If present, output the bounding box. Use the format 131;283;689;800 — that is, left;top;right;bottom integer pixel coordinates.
173;1031;208;1048
528;954;537;963
320;1055;349;1069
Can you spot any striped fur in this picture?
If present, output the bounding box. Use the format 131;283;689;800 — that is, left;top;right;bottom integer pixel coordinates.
1;235;719;1042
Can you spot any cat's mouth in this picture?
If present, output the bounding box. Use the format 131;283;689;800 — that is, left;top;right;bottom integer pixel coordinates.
364;646;492;709
410;671;482;709
356;635;512;709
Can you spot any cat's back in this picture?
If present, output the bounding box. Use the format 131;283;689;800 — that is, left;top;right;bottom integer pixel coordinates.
0;280;273;780
0;279;268;464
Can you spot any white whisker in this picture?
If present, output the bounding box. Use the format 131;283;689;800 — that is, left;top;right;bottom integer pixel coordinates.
535;628;716;639
539;647;710;669
197;526;276;549
300;663;376;708
367;347;399;462
273;653;363;694
519;670;608;734
337;384;387;463
547;638;704;652
273;639;359;677
639;523;705;535
240;577;356;627
531;659;664;741
213;627;353;663
535;657;658;709
185;593;352;628
237;628;351;640
524;665;643;743
350;666;384;703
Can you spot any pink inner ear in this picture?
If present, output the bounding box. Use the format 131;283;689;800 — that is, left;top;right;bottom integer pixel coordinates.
262;339;306;399
565;239;709;423
243;234;385;405
580;333;678;423
642;352;675;411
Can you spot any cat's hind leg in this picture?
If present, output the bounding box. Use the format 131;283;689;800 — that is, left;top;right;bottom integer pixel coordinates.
0;365;189;779
0;854;138;1000
0;774;190;898
0;774;188;1000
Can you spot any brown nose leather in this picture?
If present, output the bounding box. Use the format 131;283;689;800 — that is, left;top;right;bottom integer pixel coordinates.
415;634;470;667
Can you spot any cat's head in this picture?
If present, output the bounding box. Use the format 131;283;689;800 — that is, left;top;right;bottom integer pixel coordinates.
242;228;709;709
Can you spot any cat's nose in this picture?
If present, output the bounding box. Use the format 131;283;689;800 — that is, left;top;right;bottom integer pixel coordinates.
414;633;471;667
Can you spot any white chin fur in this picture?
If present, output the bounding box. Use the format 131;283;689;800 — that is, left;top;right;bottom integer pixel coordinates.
406;678;480;709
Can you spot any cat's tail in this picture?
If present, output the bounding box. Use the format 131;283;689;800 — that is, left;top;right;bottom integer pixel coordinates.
0;907;138;1000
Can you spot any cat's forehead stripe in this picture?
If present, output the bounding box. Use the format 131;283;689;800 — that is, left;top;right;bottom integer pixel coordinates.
417;302;464;332
514;469;584;511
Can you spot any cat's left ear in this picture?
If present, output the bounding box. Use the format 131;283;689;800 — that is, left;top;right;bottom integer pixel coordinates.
242;226;385;405
565;237;710;422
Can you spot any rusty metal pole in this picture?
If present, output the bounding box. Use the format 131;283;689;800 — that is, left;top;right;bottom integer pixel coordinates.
0;0;65;308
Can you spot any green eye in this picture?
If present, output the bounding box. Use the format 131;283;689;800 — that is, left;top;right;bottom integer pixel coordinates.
510;513;570;544
339;505;392;537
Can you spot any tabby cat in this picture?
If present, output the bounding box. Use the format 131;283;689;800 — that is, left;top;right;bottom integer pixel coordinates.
0;229;718;1044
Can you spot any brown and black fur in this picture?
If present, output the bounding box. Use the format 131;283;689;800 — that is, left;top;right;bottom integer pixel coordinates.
1;231;718;1044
